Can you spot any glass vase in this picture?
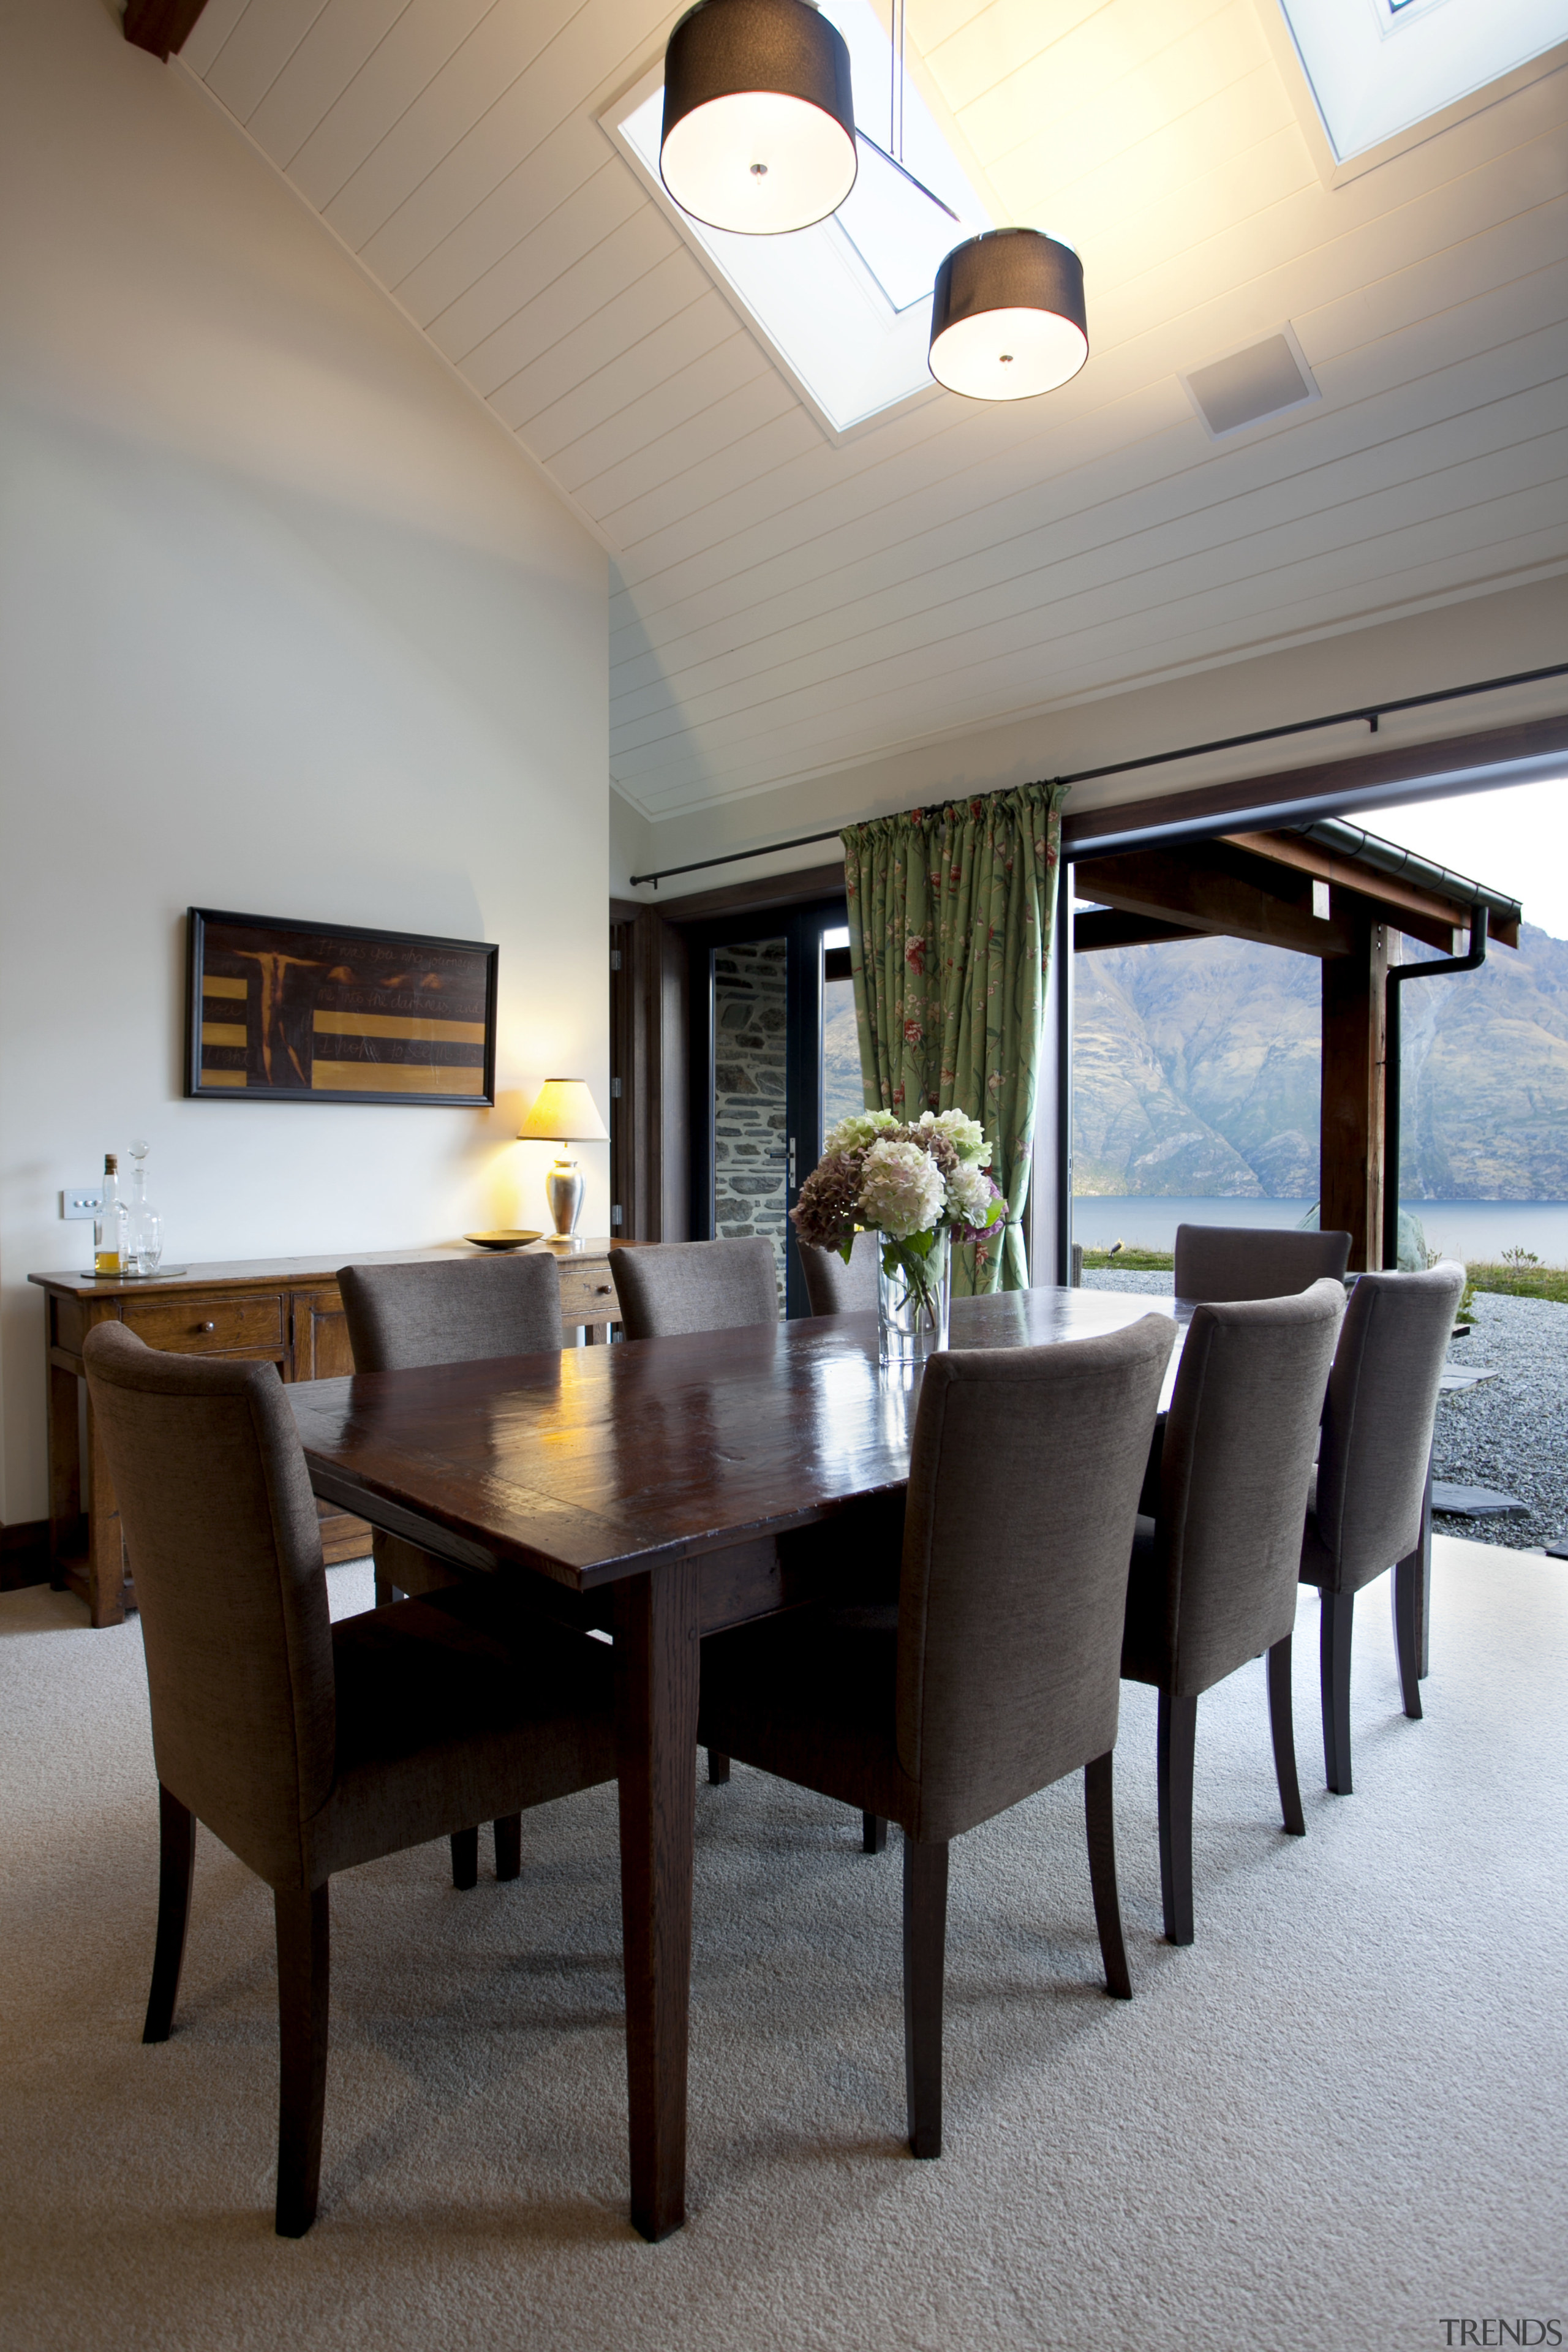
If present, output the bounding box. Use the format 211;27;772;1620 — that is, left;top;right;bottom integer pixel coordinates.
876;1229;951;1365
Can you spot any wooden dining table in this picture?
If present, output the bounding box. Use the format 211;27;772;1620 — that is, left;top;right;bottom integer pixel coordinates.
287;1284;1183;2239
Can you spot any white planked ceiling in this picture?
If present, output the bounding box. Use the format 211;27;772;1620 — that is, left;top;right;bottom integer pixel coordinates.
181;0;1568;820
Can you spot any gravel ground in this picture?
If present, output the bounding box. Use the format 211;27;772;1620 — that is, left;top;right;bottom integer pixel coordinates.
1079;1270;1568;1553
1436;1292;1568;1551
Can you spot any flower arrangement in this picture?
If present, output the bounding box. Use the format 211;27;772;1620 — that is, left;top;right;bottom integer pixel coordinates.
790;1108;1004;1335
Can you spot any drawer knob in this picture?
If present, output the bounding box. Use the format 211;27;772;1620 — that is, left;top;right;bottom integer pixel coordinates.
200;1321;215;1333
595;1284;611;1295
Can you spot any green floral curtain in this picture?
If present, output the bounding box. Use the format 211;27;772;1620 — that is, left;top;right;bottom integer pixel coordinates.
841;782;1063;1295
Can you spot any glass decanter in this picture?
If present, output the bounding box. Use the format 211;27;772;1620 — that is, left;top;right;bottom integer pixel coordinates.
124;1140;163;1277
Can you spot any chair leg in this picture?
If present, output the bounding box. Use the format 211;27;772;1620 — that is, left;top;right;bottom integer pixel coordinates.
706;1749;731;1785
1320;1591;1355;1795
493;1815;522;1882
1392;1551;1423;1722
274;1883;330;2239
142;1784;196;2045
1267;1636;1306;1836
862;1812;888;1854
1156;1689;1197;1947
902;1836;948;2160
450;1828;479;1890
1082;1753;1132;1999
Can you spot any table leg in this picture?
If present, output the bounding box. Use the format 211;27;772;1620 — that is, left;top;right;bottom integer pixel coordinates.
612;1559;701;2242
85;1392;127;1629
47;1363;82;1590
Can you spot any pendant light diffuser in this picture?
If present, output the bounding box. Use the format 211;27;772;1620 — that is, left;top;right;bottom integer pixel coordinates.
929;228;1088;401
660;0;857;236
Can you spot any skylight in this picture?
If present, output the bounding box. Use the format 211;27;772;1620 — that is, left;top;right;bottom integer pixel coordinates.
609;0;995;436
1276;0;1568;163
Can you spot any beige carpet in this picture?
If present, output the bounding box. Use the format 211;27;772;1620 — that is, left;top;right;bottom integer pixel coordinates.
1;1538;1563;2352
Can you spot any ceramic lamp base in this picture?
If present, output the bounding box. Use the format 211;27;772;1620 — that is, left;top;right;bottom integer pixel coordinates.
546;1156;584;1236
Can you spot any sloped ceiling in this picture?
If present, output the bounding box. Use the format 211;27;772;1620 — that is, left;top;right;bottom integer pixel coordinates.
181;0;1568;820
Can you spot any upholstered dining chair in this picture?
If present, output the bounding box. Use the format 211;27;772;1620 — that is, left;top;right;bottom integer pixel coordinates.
83;1322;616;2238
698;1315;1177;2158
337;1254;562;1610
1174;1223;1352;1302
609;1235;778;1340
796;1232;879;1316
1121;1280;1345;1945
1298;1260;1466;1794
609;1235;778;1790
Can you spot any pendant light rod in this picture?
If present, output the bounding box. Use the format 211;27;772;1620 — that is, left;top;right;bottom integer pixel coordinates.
854;129;960;221
891;0;905;161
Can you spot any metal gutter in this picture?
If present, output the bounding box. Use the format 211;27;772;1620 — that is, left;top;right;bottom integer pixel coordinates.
1383;907;1490;1273
1294;818;1523;930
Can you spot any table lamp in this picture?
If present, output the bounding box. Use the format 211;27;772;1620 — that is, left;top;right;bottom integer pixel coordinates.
518;1079;608;1237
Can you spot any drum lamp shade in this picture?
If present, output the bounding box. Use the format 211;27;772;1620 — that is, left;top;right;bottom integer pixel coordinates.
660;0;857;235
929;228;1088;401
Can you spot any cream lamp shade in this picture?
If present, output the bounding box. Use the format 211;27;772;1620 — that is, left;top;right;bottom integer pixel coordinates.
518;1079;608;1144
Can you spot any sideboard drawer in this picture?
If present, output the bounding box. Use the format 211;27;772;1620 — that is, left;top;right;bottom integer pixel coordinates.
124;1291;286;1354
557;1261;619;1325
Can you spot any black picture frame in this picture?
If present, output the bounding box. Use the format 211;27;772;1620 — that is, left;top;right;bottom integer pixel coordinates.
185;908;499;1107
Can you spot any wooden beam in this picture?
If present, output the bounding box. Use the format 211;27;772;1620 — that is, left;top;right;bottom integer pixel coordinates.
1072;842;1356;959
1321;897;1389;1273
124;0;211;59
650;862;845;927
1222;832;1494;954
1073;910;1205;953
1061;714;1568;859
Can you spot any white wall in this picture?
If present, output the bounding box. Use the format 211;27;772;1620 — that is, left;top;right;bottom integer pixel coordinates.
0;1;608;1526
620;571;1568;894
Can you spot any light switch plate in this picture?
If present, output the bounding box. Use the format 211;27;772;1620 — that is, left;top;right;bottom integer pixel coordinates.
61;1188;102;1220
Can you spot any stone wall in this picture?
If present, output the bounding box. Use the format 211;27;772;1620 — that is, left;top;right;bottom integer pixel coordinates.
713;939;788;1296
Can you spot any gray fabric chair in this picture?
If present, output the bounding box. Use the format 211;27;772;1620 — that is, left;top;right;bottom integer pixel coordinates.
337;1254;562;1610
796;1232;880;1316
698;1314;1177;2158
609;1236;778;1790
609;1236;778;1340
83;1323;614;2238
1174;1224;1352;1302
1121;1280;1345;1944
1298;1260;1466;1794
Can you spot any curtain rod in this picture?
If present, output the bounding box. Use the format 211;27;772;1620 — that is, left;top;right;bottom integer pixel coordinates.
627;660;1568;888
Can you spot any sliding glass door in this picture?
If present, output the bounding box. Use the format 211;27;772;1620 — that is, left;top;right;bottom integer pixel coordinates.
688;895;853;1316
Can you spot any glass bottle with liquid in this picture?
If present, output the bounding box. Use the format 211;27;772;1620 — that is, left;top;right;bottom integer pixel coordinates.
94;1155;127;1276
124;1140;163;1276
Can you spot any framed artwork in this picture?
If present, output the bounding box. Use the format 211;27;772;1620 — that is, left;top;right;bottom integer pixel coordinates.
186;909;499;1106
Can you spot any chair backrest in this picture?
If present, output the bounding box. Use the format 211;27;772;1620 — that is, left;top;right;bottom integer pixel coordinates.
336;1254;562;1372
610;1237;778;1340
1316;1261;1465;1587
82;1324;333;1891
796;1231;879;1316
1136;1280;1346;1695
896;1315;1176;1842
1174;1223;1351;1302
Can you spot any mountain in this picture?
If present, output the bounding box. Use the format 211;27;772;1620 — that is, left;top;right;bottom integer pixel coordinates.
1072;921;1568;1200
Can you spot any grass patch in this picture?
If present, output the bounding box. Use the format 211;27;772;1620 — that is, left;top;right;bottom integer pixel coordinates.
1079;1246;1175;1272
1464;1261;1568;1306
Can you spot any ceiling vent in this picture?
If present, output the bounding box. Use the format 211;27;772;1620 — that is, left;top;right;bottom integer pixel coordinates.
1182;330;1320;438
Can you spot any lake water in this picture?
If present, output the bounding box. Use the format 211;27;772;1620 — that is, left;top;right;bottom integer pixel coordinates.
1071;1197;1568;1265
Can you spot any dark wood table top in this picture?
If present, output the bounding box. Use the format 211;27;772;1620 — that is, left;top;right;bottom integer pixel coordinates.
288;1285;1184;1593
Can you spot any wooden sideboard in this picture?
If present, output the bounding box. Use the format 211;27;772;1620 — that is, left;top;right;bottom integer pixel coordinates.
29;1240;625;1628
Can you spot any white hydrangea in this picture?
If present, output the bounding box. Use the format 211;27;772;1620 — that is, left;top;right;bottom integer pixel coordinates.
858;1140;946;1240
924;1108;990;1164
824;1109;897;1155
946;1161;998;1227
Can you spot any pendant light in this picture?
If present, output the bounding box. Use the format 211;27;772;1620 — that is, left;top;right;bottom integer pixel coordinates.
929;228;1088;401
660;0;858;236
